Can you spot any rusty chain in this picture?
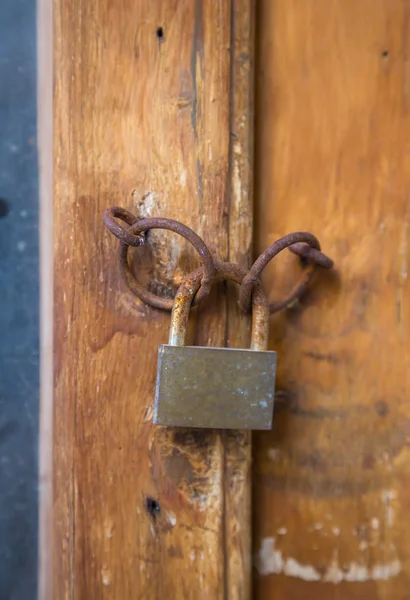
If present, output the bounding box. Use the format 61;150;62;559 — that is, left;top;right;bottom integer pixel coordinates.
103;207;334;314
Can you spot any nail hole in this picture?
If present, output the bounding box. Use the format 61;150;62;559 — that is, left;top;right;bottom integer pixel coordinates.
381;50;389;58
156;27;164;40
0;198;9;218
145;496;160;519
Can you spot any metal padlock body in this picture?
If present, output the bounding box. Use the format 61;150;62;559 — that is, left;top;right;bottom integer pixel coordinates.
154;263;276;430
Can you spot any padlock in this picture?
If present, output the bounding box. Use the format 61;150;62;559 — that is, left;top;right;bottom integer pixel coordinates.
153;262;276;430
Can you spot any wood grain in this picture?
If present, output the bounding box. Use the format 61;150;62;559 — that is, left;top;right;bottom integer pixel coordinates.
254;1;410;598
53;1;254;598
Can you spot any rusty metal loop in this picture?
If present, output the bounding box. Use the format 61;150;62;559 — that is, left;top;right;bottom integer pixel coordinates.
239;232;333;314
289;242;334;269
169;262;269;351
103;206;145;247
118;218;215;310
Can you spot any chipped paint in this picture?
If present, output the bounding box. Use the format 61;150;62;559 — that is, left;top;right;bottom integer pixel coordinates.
255;538;401;583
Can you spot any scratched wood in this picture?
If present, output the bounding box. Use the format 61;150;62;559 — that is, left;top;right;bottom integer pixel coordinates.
254;1;410;598
53;1;254;599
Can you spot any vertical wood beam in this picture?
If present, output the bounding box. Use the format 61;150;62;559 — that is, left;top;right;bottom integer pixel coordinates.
53;1;254;598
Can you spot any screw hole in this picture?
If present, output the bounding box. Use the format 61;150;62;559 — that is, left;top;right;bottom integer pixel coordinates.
0;198;9;218
156;27;164;40
381;50;389;58
145;496;160;519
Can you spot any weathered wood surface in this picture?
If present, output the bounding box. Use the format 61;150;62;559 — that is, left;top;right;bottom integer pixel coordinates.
254;1;410;598
53;1;254;599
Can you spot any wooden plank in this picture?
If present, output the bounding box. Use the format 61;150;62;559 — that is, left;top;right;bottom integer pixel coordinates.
53;1;254;598
254;0;410;598
225;2;255;598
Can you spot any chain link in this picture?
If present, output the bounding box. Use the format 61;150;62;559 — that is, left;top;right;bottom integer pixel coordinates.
103;207;334;314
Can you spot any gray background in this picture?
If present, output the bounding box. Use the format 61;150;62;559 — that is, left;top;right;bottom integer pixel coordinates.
0;0;39;598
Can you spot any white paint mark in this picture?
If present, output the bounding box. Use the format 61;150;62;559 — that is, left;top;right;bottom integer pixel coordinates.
344;564;370;582
332;526;340;536
255;538;319;580
372;560;401;580
255;538;401;583
379;222;386;231
255;538;284;576
313;523;323;531
166;511;177;527
359;541;368;551
190;552;196;561
17;241;26;252
180;170;187;187
101;566;111;586
324;552;343;584
371;518;379;530
259;400;268;408
20;210;28;218
284;558;320;581
277;527;287;535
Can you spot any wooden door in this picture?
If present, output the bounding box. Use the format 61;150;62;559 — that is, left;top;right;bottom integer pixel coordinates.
49;1;410;599
253;1;410;598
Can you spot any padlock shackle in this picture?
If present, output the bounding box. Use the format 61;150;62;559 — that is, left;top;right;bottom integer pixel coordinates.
169;262;270;351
